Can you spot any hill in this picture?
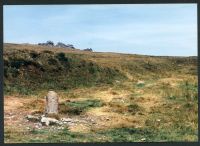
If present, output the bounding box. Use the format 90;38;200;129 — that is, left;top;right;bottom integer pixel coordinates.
4;43;198;142
3;43;197;95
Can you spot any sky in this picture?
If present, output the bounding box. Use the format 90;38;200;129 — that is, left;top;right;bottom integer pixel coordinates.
3;4;197;56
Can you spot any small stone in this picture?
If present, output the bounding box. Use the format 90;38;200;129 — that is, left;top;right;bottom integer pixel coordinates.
115;80;120;83
156;119;161;122
57;127;63;130
61;118;73;122
135;125;142;129
41;116;60;126
26;127;30;130
141;138;146;141
26;115;40;122
38;123;42;127
138;80;145;84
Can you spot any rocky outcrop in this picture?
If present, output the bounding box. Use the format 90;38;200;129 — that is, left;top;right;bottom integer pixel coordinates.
83;48;93;52
38;41;54;47
38;41;75;49
56;42;75;49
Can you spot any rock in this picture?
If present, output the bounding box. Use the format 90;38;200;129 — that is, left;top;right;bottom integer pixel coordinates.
45;91;59;115
137;80;145;85
26;115;40;122
38;123;43;127
26;127;30;130
115;80;120;83
83;48;93;52
141;138;146;141
57;126;65;130
135;125;142;128
61;118;73;122
46;41;53;46
38;41;54;47
41;117;61;126
56;42;75;49
156;119;161;122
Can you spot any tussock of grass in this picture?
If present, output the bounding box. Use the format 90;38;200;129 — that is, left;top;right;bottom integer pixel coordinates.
160;80;198;101
59;99;105;115
107;98;144;115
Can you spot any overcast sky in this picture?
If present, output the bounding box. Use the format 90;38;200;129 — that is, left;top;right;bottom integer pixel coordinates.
4;4;197;56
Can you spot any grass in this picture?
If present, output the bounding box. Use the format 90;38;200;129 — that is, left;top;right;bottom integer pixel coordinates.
4;48;126;95
145;79;198;142
160;80;198;102
5;125;197;143
59;99;105;115
4;43;198;143
136;82;145;88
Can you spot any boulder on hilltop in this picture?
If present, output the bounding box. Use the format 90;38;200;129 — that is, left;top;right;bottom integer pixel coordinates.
56;42;75;49
83;48;93;52
38;41;54;47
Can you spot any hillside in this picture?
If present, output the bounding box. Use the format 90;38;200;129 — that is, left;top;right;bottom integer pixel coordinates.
4;43;198;142
3;43;197;95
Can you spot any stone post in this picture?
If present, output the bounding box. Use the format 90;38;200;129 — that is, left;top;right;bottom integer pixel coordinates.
45;91;59;115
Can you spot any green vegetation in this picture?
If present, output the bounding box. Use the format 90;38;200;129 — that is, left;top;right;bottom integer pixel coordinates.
136;82;145;88
59;99;105;115
5;124;197;143
4;44;198;143
4;49;126;95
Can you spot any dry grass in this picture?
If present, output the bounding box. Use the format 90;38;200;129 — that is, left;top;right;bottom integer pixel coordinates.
4;43;198;142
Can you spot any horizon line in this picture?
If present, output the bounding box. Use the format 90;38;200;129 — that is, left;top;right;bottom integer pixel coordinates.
3;42;197;57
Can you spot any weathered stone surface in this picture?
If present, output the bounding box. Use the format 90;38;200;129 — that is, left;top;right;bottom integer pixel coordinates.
45;91;59;115
83;48;93;52
56;42;75;49
41;116;61;126
61;118;73;122
38;41;54;47
26;115;40;122
137;80;145;85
